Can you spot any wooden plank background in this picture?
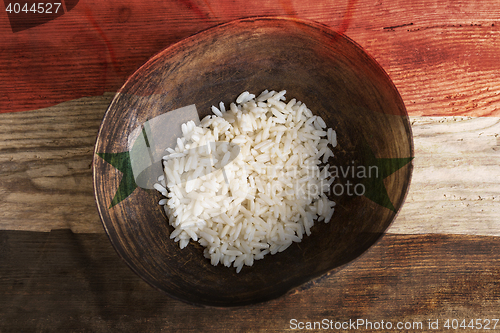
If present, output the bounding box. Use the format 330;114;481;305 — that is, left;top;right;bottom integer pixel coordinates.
1;0;500;331
1;98;498;234
1;231;500;331
2;0;500;117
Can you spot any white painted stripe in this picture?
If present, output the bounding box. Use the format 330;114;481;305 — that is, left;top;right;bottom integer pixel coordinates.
388;116;500;236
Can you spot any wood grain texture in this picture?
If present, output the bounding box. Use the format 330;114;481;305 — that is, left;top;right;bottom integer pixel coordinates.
0;93;114;233
389;116;500;235
350;0;500;117
1;230;499;331
2;0;500;116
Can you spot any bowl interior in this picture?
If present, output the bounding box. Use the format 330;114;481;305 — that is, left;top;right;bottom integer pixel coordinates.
93;17;413;307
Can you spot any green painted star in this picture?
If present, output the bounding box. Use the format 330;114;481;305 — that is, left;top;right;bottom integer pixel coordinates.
97;138;412;212
97;152;137;208
360;144;413;212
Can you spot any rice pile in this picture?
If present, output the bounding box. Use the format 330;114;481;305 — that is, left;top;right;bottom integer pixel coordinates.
155;90;337;273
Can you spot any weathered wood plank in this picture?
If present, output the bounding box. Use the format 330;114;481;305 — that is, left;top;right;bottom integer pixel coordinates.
1;230;499;331
389;116;500;235
0;94;113;233
0;96;499;234
1;0;500;116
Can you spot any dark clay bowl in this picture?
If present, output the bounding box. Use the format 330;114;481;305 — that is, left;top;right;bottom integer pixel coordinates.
93;17;413;307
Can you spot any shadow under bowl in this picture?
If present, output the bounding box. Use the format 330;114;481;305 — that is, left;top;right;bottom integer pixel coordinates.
93;16;413;307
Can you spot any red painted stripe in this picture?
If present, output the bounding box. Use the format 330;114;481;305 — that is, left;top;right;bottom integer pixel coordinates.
1;0;497;117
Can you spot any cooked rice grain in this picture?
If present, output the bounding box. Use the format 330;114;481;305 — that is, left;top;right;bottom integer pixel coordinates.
157;90;337;272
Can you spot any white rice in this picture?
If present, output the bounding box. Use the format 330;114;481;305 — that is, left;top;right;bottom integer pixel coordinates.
156;90;337;273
